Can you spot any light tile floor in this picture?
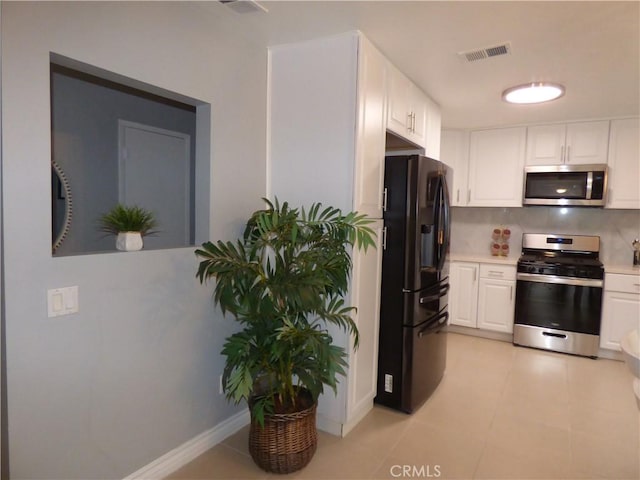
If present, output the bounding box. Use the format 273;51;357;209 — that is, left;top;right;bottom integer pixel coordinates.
167;333;640;479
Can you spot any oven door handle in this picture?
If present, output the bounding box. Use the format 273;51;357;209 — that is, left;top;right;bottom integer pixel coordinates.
516;272;603;288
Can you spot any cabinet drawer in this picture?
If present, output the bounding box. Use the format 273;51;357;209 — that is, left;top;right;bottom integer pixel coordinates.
605;273;640;294
479;263;516;281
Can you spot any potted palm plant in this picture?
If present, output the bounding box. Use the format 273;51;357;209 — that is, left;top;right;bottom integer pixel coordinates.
98;204;157;251
195;198;375;474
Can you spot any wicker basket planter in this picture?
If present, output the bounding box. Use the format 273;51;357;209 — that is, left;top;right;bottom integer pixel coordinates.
248;392;318;474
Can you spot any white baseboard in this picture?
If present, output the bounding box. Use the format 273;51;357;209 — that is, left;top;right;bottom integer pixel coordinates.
123;409;250;480
341;399;373;437
315;413;343;437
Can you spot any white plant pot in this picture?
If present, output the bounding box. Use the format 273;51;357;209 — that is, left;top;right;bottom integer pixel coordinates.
116;232;143;252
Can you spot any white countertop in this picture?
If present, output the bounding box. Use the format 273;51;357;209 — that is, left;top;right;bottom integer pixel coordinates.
605;265;640;276
450;253;518;266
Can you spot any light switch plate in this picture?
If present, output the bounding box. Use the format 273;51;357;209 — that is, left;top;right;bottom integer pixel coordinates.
47;286;79;317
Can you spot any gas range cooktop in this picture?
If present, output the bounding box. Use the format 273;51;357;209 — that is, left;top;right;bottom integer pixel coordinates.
517;233;604;279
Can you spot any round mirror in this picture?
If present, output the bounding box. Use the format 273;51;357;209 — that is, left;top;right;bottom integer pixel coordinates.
52;160;73;253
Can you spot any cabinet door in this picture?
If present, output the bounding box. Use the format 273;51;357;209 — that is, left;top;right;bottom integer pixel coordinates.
600;291;640;351
449;262;479;327
347;219;383;419
440;130;469;206
386;62;411;138
477;278;515;333
565;121;610;164
424;95;442;160
526;124;565;165
468;127;526;207
607;118;640;209
407;84;428;148
354;36;387;218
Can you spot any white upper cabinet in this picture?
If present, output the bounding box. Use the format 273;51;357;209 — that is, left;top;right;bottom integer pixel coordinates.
606;118;640;209
468;127;526;207
387;63;414;139
526;121;610;165
354;35;387;218
386;61;440;156
424;94;442;160
440;129;469;206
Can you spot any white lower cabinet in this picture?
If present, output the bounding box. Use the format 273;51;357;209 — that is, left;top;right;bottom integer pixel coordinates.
449;262;479;327
450;261;516;334
600;273;640;351
477;265;516;333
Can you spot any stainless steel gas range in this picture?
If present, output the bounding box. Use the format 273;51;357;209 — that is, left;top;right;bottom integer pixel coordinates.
513;233;604;358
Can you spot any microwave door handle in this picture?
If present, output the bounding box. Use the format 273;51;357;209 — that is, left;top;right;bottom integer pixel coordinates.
586;171;593;199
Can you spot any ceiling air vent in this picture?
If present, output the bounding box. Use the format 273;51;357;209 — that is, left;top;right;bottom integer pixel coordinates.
459;42;512;62
219;0;268;14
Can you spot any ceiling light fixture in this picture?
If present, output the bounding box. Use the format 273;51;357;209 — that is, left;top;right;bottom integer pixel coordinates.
502;82;565;104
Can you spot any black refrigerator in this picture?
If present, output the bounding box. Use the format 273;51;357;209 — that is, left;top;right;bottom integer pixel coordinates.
375;154;452;413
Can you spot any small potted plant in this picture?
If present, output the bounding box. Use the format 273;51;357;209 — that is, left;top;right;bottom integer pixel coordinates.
195;198;375;474
98;204;157;251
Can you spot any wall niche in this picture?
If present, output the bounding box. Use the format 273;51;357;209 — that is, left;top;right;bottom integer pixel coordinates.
50;55;208;256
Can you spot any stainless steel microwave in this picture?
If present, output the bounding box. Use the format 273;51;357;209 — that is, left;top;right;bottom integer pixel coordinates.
523;164;608;207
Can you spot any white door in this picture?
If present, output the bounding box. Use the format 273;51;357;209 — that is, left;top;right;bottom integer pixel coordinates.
346;219;383;424
118;120;191;249
354;36;387;218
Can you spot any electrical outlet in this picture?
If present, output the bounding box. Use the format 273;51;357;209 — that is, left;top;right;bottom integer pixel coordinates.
384;374;393;393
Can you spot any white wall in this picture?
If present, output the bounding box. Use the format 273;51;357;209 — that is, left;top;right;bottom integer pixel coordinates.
267;32;359;430
1;2;266;478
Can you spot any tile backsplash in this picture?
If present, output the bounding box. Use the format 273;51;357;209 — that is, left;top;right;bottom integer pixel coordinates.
451;207;640;266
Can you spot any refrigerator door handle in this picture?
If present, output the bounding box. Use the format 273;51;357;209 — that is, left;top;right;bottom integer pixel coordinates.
434;175;450;272
419;283;450;304
439;173;452;270
418;311;449;337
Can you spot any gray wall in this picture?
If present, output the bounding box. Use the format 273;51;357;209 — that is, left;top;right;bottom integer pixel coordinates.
51;70;197;255
2;2;266;478
451;206;640;266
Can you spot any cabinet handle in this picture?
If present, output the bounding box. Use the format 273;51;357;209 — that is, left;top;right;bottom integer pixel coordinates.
413;112;417;132
407;112;413;132
382;188;388;212
560;145;565;163
456;189;460;203
382;227;388;250
467;189;471;203
510;285;513;301
473;269;477;282
566;145;571;163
